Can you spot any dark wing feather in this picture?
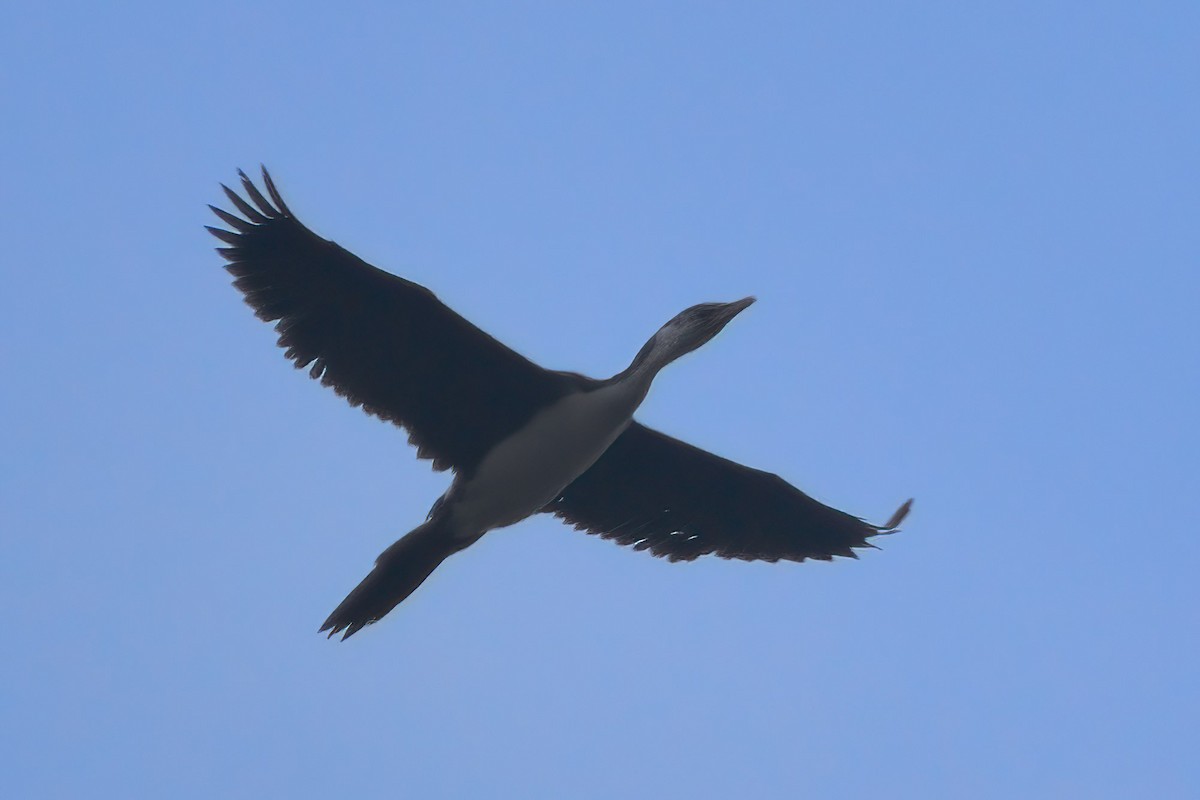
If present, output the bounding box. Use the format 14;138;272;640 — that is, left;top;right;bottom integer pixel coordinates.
548;422;911;562
209;167;576;474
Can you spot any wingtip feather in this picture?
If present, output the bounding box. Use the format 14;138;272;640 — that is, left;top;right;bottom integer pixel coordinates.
238;169;277;217
205;225;241;245
260;165;293;217
879;498;913;531
221;182;268;223
209;204;254;231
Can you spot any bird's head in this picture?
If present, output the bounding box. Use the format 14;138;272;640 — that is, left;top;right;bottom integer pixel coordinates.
632;296;756;373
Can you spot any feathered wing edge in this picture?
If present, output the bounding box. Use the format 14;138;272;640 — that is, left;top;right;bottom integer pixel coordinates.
207;166;581;475
208;170;467;469
549;423;912;564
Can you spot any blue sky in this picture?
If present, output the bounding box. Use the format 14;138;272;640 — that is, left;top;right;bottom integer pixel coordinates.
2;2;1197;797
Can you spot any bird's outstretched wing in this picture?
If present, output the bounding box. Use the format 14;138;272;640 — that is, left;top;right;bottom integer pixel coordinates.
548;422;910;562
208;167;577;474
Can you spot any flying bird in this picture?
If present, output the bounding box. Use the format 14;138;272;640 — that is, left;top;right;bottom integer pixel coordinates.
208;168;911;640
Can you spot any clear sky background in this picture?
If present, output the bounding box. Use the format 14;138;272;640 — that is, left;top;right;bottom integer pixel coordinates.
2;3;1197;798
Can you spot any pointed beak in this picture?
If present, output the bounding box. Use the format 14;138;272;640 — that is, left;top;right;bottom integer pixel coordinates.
724;296;756;318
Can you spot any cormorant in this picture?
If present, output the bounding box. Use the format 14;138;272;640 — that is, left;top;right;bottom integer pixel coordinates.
208;168;911;639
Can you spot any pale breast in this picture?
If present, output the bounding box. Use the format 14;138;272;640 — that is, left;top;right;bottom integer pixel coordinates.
447;382;642;535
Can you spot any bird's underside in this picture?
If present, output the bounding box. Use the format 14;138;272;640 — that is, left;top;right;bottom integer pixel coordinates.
209;167;912;639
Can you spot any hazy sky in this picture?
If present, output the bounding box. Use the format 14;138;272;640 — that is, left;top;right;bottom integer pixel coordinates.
2;3;1197;798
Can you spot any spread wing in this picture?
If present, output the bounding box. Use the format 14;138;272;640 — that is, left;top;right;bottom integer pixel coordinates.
208;167;577;474
548;422;911;562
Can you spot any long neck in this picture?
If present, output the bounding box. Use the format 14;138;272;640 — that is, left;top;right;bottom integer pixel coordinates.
610;332;681;400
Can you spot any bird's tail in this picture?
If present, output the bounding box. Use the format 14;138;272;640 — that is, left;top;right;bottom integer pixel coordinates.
319;518;472;640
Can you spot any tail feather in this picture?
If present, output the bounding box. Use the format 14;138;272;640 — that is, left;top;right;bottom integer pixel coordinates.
320;520;468;640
